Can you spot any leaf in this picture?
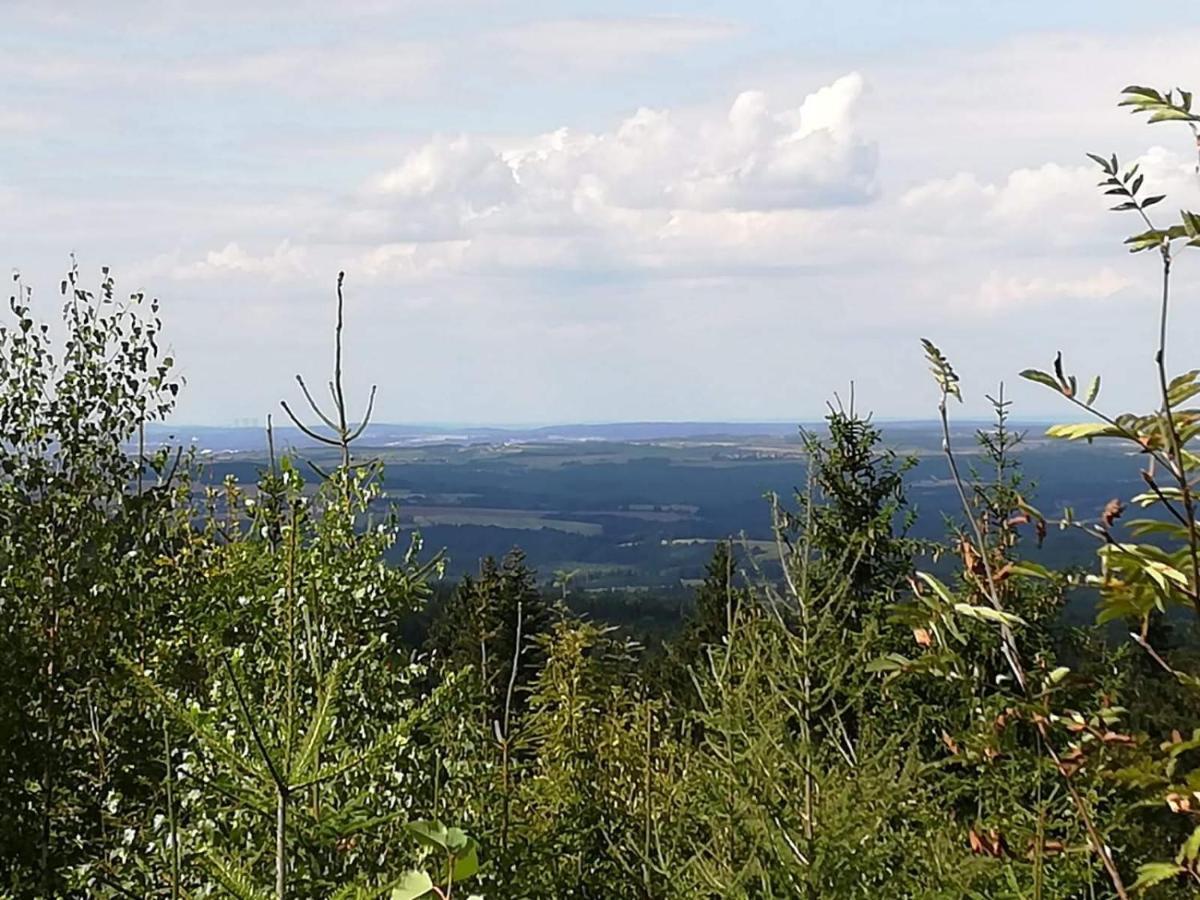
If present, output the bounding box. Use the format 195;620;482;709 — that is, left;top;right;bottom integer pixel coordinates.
1167;370;1200;408
1125;228;1168;252
391;870;435;900
914;571;956;608
1045;422;1120;441
331;875;416;900
444;827;470;853
1129;861;1185;890
123;658;268;786
292;660;345;781
1167;369;1200;392
1085;375;1101;405
1128;519;1193;541
1142;559;1189;591
1178;825;1200;865
1047;666;1070;685
1120;85;1163;100
921;339;961;401
1174;671;1200;692
449;840;479;881
865;653;912;674
1183;210;1200;239
407;819;451;851
1149;107;1199;123
1010;561;1054;580
1020;369;1061;392
202;852;272;900
953;603;1027;628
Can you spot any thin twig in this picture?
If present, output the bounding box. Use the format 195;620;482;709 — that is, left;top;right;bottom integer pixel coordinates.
221;656;286;793
1151;247;1200;618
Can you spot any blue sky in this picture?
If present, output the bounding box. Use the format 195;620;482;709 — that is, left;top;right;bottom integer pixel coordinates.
3;2;1200;424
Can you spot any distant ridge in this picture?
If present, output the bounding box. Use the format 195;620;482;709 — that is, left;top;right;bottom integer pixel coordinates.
142;419;1022;453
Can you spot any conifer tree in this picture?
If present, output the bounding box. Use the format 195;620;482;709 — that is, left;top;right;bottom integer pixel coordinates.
427;548;554;722
656;540;751;707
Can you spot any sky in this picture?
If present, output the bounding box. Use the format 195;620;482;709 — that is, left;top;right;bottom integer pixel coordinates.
3;1;1200;426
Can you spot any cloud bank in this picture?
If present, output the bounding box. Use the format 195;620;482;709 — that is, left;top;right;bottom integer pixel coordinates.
3;6;1200;424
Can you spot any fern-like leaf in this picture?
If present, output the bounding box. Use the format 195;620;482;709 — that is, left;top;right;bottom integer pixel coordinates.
920;338;961;401
202;851;273;900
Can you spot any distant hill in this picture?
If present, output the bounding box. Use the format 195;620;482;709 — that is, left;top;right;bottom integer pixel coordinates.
167;421;1134;589
143;419;1017;453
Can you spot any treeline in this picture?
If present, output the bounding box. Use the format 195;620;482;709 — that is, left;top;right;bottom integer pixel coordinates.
4;86;1200;898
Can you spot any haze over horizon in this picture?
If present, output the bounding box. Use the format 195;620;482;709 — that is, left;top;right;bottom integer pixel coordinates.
5;2;1200;425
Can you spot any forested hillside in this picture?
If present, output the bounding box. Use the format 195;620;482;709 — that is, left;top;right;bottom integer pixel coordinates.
4;86;1200;899
187;426;1135;594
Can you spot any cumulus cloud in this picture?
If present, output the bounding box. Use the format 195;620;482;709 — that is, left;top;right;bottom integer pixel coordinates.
328;73;878;278
147;69;1197;298
13;10;1200;424
900;163;1098;230
898;145;1200;258
376;72;872;213
373;136;518;208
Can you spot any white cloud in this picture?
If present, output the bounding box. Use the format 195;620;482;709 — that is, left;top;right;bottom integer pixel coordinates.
323;72;879;279
141;67;1196;300
0;45;442;103
373;136;518;206
974;267;1132;312
898;145;1200;259
0;13;735;99
374;72;874;215
175;43;442;98
165;241;310;282
900;163;1098;229
491;16;742;72
13;12;1200;424
351;240;470;280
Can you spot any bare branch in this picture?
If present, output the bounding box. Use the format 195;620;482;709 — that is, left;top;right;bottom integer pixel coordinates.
294;375;339;432
278;401;344;448
345;385;378;443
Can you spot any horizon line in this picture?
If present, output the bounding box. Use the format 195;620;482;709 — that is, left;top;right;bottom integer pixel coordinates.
148;417;1063;430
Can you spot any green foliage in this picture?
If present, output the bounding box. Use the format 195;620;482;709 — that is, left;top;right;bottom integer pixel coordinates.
0;262;188;894
425;548;554;723
122;278;458;899
393;820;481;899
922;83;1200;897
788;403;919;608
654;539;750;707
7;80;1200;900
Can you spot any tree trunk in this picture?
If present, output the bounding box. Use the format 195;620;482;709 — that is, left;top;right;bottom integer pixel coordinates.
276;787;287;899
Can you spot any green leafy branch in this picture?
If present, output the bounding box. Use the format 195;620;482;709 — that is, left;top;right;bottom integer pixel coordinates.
391;820;481;900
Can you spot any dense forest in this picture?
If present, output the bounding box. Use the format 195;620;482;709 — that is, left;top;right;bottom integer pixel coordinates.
188;427;1136;594
4;86;1200;898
